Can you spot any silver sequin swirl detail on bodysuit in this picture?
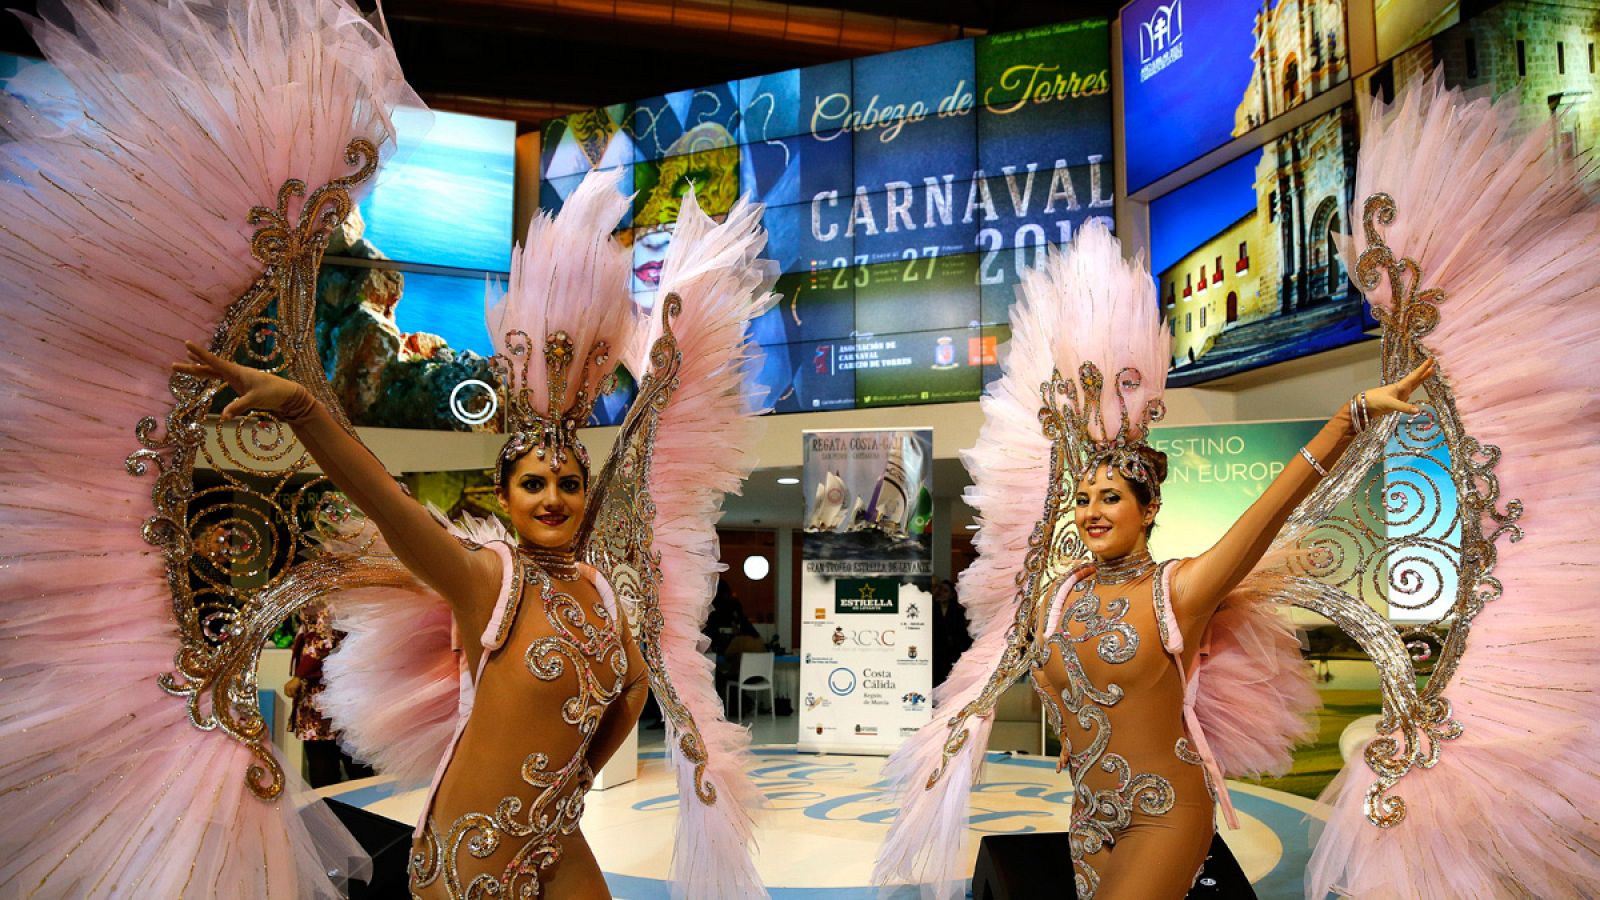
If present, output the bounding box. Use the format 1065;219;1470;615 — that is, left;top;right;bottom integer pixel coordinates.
1031;552;1174;900
409;556;628;899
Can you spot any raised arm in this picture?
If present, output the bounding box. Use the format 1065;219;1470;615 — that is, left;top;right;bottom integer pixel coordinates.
1173;359;1435;618
174;343;501;615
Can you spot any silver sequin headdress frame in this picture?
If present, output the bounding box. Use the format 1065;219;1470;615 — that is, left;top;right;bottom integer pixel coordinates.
491;328;618;490
1049;360;1168;502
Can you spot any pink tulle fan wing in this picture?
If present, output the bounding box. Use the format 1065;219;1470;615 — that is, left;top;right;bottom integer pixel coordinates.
0;0;418;895
1310;70;1600;900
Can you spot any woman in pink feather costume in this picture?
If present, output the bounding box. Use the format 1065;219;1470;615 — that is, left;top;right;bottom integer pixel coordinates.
172;184;645;900
874;220;1432;899
0;0;773;894
174;172;775;900
1024;247;1430;899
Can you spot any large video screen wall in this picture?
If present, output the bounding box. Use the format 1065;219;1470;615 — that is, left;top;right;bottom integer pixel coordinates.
1363;0;1598;189
540;20;1115;416
1121;0;1352;192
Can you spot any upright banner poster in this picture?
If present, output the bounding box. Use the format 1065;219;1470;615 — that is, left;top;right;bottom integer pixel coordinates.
798;429;934;755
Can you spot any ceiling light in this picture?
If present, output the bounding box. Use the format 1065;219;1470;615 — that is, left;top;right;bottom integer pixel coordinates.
743;555;771;580
776;476;800;485
965;524;980;530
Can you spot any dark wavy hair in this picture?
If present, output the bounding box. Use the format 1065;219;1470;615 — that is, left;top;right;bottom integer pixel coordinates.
1126;446;1169;537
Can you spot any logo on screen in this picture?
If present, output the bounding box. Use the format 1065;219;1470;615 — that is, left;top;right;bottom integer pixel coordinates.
813;344;835;375
968;336;998;366
932;336;958;370
1138;1;1183;82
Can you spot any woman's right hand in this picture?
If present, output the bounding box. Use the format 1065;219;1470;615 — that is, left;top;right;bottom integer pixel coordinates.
172;341;314;421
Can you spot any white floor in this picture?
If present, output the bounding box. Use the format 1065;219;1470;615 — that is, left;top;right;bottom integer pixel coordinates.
638;708;800;750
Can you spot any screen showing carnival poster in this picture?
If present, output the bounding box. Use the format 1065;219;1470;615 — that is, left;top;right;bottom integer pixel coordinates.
539;19;1113;415
798;429;934;755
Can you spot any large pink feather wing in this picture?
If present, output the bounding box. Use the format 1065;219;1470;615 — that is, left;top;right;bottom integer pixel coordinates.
0;1;417;896
631;193;779;900
1307;70;1600;900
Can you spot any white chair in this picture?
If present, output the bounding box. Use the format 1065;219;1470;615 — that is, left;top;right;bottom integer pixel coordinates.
724;651;775;722
1339;714;1382;763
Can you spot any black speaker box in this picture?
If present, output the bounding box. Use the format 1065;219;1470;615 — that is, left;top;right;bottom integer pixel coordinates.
971;830;1256;899
324;798;413;899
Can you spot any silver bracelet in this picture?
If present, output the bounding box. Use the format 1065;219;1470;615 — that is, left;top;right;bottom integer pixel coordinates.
1300;446;1330;477
1349;393;1369;432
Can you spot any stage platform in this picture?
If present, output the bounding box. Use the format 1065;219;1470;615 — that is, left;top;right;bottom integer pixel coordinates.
322;742;1326;899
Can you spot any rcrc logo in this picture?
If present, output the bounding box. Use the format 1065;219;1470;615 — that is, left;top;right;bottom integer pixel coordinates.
839;628;896;648
1138;0;1182;65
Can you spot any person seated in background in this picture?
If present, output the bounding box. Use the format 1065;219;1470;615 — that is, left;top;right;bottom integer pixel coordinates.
703;578;744;654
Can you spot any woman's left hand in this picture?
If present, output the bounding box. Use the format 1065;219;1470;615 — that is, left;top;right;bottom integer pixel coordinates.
1363;358;1436;418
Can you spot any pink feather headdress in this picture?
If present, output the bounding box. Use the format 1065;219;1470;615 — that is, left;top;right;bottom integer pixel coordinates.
486;169;635;482
1018;221;1172;495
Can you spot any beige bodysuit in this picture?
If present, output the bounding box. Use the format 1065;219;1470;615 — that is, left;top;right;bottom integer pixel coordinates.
1030;554;1215;900
409;545;647;900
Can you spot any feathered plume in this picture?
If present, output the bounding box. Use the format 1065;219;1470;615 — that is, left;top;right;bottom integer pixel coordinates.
1307;70;1600;900
1186;567;1319;780
487;169;635;479
630;193;779;899
319;513;517;785
0;0;417;895
1024;220;1171;447
487;168;634;429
